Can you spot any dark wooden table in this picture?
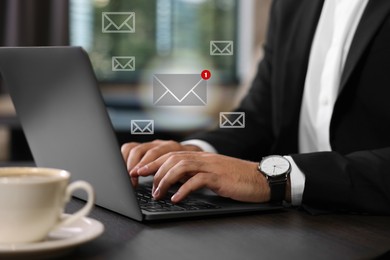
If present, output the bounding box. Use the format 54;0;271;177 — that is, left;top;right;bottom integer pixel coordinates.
59;199;390;260
1;161;389;259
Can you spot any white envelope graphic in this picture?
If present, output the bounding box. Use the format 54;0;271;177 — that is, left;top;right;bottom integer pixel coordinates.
153;74;207;106
102;12;135;33
112;56;135;71
219;112;245;128
210;41;234;55
131;120;154;135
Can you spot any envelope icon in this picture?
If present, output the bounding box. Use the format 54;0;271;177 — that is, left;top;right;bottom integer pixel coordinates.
112;56;135;71
102;12;135;33
131;120;154;135
153;74;207;106
219;112;245;128
210;41;234;55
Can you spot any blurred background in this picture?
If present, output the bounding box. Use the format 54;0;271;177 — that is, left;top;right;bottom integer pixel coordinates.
0;0;271;162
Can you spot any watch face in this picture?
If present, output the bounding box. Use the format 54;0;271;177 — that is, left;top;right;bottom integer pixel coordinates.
260;156;290;177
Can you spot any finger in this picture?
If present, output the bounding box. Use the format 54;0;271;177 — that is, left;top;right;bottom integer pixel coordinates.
136;151;193;177
136;153;171;177
151;154;185;195
151;151;206;193
127;142;161;174
137;141;182;167
138;152;203;195
153;159;201;200
121;143;141;186
152;153;196;192
121;142;139;162
171;172;215;203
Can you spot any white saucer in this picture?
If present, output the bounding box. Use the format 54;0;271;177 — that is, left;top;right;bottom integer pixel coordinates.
0;215;104;258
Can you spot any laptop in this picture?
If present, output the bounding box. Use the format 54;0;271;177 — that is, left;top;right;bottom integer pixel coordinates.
0;47;282;221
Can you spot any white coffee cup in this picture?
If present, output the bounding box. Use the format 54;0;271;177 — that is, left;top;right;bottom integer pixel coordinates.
0;167;94;244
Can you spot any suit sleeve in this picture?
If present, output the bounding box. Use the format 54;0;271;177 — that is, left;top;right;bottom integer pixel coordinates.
291;148;390;214
186;0;390;215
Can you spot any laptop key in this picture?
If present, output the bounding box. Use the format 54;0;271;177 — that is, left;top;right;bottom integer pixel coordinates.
136;187;220;212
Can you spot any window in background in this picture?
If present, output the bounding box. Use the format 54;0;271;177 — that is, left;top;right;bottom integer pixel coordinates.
69;0;238;85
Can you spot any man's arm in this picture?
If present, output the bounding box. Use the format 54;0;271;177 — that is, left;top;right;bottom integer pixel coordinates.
121;0;279;177
292;148;390;214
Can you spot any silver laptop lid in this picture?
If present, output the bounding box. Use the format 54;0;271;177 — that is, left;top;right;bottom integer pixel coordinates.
0;46;142;221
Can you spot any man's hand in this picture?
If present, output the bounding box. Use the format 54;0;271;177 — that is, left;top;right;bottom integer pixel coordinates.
136;151;271;203
121;140;201;186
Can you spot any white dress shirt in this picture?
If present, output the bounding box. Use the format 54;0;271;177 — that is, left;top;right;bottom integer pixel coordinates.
183;0;369;205
299;0;369;153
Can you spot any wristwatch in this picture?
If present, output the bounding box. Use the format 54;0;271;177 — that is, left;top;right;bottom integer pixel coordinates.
258;155;291;203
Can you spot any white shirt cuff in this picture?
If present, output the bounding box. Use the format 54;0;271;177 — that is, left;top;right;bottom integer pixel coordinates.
180;139;218;154
284;156;306;206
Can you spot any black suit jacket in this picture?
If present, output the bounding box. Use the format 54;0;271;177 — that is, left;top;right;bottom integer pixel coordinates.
190;0;390;214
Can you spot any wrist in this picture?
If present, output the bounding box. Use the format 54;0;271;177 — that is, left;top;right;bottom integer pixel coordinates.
257;171;271;202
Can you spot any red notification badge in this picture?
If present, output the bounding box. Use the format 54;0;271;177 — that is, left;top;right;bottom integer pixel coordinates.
201;70;211;80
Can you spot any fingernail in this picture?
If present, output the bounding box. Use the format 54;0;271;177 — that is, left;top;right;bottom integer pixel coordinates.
153;187;160;198
137;165;148;174
171;192;179;203
130;166;139;174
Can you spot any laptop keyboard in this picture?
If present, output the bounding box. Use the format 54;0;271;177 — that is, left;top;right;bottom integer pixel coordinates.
136;186;220;212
